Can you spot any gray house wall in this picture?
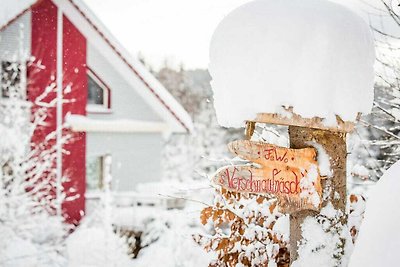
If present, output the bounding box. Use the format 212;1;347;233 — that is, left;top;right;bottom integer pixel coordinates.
85;43;165;191
0;12;31;62
0;13;31;132
87;43;162;122
87;132;163;191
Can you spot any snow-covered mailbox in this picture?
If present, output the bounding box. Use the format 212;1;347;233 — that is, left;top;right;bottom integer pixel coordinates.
204;0;375;265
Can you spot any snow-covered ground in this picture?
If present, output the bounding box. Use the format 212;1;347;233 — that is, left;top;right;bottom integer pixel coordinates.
66;179;215;267
132;206;214;267
349;160;400;267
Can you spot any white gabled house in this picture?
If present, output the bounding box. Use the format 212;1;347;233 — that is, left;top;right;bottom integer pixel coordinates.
0;0;193;224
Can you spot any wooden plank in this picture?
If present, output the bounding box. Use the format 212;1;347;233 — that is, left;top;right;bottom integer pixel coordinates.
212;140;322;214
252;107;357;133
228;140;317;168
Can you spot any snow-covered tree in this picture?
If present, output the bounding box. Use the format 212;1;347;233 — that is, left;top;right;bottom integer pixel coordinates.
194;189;290;267
349;0;400;185
0;60;68;266
156;64;204;116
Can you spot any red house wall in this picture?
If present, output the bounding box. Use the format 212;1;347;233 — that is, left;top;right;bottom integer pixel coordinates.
29;0;58;208
29;0;86;224
62;15;87;224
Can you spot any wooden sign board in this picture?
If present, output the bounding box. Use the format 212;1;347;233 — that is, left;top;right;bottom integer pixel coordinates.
212;140;322;213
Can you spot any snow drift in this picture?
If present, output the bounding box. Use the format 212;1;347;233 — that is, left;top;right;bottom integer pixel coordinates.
209;0;375;128
349;160;400;266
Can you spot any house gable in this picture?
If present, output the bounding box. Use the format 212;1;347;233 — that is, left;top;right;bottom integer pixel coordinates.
53;0;193;133
86;43;163;123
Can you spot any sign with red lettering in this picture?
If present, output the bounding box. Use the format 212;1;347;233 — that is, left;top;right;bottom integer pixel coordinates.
212;140;322;213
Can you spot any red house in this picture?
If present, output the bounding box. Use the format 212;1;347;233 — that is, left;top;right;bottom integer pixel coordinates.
0;0;192;224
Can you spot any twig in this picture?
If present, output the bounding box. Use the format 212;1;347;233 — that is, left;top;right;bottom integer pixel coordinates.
158;193;211;207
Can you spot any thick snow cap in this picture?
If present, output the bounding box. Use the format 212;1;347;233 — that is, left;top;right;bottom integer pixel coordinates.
209;0;375;128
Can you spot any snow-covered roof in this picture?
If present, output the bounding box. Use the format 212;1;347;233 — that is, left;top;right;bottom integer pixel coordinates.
66;114;169;133
1;0;193;133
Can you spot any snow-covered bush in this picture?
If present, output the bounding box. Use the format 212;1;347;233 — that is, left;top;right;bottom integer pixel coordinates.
134;205;212;267
67;155;133;267
195;189;289;267
196;184;368;267
193;125;368;267
193;126;290;267
66;224;132;267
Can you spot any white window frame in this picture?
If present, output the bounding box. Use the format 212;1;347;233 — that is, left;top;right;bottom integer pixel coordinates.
87;69;111;112
86;153;112;193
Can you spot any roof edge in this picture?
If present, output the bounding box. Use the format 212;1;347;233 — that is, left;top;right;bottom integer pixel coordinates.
66;0;193;133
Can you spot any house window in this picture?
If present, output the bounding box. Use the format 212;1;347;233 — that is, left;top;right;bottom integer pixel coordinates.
86;154;112;191
1;61;24;99
86;156;103;191
87;69;111;111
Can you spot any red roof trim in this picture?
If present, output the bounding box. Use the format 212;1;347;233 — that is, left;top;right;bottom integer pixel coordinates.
67;0;190;132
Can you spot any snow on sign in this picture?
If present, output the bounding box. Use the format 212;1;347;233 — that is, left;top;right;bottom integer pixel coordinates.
212;140;322;214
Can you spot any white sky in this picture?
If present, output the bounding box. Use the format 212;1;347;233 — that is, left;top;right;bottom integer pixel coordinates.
84;0;252;69
83;0;398;70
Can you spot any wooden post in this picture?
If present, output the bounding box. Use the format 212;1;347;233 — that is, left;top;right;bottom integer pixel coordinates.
245;121;256;140
288;126;347;263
